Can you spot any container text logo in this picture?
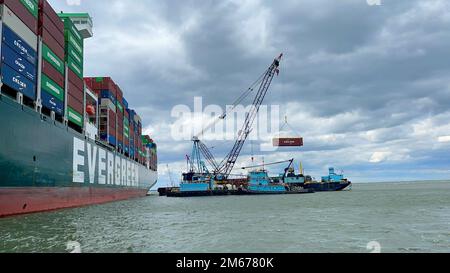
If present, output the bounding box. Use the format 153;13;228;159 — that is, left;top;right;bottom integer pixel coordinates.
14;40;27;55
72;137;140;186
171;97;283;152
12;76;26;90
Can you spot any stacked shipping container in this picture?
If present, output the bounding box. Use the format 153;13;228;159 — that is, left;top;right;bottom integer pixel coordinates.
84;77;117;147
116;84;124;152
0;0;156;171
38;0;65;116
143;135;157;171
127;109;135;159
0;0;39;101
123;97;130;155
58;13;84;129
84;76;146;158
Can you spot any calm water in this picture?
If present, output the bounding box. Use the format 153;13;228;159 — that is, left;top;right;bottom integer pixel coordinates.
1;181;449;253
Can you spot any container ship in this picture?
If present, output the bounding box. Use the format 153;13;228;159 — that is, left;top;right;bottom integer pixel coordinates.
0;0;158;217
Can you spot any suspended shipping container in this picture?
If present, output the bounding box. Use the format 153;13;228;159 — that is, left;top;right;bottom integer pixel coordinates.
272;137;304;147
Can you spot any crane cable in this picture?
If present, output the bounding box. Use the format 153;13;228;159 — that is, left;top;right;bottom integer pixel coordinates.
279;116;302;137
241;158;294;170
195;68;269;139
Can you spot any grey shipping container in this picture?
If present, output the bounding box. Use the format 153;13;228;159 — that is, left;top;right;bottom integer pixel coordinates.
1;4;37;50
0;0;38;34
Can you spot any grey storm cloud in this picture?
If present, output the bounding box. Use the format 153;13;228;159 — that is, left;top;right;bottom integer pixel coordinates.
50;0;450;183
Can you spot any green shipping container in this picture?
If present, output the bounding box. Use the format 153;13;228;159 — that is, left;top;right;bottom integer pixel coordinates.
59;17;84;45
68;107;84;127
142;135;150;145
65;31;83;56
68;56;83;79
42;44;65;75
66;43;83;67
41;74;64;101
20;0;38;18
117;102;124;113
124;124;130;139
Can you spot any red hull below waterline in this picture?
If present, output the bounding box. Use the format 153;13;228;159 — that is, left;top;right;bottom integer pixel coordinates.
0;187;149;218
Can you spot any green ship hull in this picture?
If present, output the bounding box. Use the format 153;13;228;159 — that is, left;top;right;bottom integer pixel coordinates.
0;94;157;217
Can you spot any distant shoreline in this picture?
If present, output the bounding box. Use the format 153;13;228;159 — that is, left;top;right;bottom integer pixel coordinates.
150;180;450;190
351;180;450;184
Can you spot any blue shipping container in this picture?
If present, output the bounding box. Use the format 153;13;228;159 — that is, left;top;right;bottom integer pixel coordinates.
122;98;128;109
100;134;117;146
100;90;116;104
0;63;36;99
1;42;36;81
146;143;156;149
1;24;37;65
41;90;64;115
108;135;116;146
127;108;135;120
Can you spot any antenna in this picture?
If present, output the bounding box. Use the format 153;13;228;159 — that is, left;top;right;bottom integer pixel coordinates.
251;140;254;163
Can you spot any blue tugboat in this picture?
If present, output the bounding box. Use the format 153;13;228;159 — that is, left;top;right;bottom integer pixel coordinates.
245;169;314;195
283;165;352;192
166;172;230;197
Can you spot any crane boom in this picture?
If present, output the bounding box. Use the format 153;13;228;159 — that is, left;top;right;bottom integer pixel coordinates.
217;54;283;179
193;137;220;172
241;159;294;170
184;54;283;183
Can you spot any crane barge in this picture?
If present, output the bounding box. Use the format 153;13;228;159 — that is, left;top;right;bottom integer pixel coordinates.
165;53;351;197
168;54;297;197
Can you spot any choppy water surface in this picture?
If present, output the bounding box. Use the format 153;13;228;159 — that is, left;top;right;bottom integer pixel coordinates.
1;181;449;253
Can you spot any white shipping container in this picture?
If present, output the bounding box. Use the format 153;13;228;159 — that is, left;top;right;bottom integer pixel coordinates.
1;4;37;51
134;113;141;124
100;98;116;113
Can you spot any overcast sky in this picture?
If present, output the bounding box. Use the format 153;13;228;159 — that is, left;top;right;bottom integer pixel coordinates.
50;0;450;186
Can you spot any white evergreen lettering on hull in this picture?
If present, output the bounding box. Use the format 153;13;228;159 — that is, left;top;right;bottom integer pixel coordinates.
72;137;140;187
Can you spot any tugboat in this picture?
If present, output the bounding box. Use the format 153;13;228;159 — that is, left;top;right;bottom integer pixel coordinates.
244;169;314;195
307;167;352;192
283;164;352;192
166;172;235;197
